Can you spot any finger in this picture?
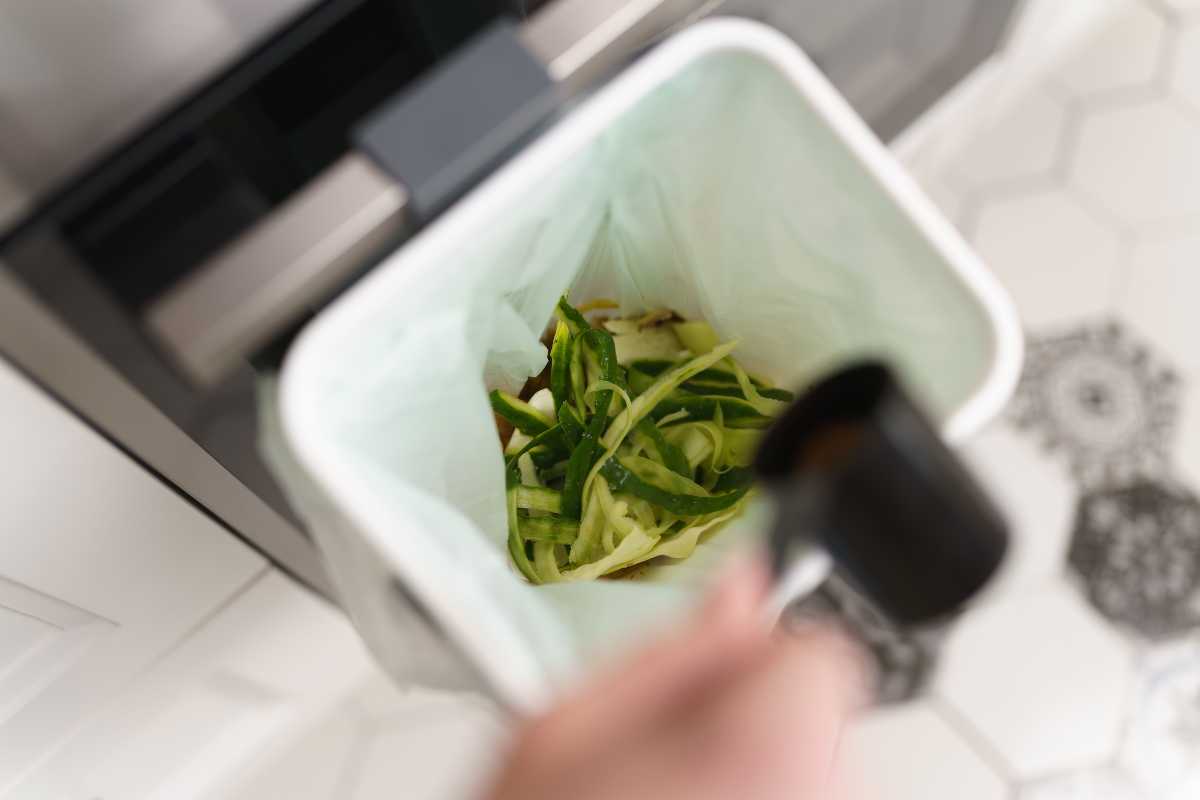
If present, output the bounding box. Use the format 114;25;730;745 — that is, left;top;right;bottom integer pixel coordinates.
785;620;875;713
532;557;773;751
571;555;771;712
679;625;867;800
700;553;771;631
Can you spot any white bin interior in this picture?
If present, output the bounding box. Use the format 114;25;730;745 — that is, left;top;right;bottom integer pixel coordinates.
275;19;1021;710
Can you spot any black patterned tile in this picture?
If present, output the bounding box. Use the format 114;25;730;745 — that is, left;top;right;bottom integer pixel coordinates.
1070;481;1200;638
787;574;935;705
1009;321;1181;487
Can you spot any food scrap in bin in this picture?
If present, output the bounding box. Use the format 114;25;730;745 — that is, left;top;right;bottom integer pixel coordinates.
492;296;792;583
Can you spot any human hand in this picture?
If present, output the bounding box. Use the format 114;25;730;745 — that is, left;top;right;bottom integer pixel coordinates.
484;560;867;800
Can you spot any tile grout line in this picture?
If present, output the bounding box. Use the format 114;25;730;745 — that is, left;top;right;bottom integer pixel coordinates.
1012;750;1129;789
1047;90;1084;187
1165;89;1200;125
1061;179;1135;242
927;693;1020;787
938;83;1075;217
903;7;1200;795
1106;646;1149;782
1152;5;1182;93
1070;81;1168;111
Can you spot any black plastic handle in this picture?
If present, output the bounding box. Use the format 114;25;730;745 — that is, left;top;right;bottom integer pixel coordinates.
354;20;560;220
755;361;1008;626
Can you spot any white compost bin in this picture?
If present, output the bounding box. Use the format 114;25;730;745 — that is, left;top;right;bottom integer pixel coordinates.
271;19;1022;712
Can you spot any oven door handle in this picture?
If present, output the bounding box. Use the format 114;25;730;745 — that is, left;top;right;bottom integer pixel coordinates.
145;0;710;386
146;152;408;386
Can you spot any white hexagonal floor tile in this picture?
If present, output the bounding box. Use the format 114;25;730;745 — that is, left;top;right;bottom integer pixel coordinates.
1171;25;1200;112
946;87;1067;191
1072;100;1200;226
972;188;1122;328
1020;766;1147;800
1122;232;1200;373
842;703;1009;800
1119;639;1200;796
1052;1;1166;97
936;584;1135;777
959;424;1077;595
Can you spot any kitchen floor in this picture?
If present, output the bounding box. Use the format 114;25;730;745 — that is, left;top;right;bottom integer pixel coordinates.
219;3;1200;798
846;1;1200;797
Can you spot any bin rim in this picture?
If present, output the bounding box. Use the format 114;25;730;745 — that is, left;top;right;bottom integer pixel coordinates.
278;17;1023;709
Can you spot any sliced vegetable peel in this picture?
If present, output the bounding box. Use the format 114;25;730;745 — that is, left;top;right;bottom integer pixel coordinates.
497;298;785;583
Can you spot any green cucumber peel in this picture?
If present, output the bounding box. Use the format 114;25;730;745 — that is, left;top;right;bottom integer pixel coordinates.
490;390;553;436
600;457;750;516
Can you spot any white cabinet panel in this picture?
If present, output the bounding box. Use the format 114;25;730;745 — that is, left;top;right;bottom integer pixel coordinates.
0;578;114;727
17;571;375;799
0;357;264;793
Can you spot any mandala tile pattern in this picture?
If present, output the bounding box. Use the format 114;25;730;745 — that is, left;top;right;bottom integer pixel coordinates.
1009;322;1181;486
890;1;1200;796
1070;481;1200;638
787;573;933;705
